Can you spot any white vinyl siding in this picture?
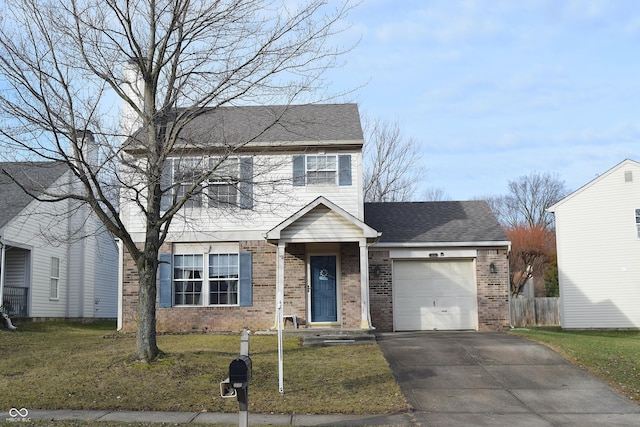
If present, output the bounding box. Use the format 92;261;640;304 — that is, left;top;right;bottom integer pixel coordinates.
553;161;640;328
393;260;477;331
122;151;363;242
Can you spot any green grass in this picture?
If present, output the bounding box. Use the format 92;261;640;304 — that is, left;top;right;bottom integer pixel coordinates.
0;321;408;416
509;327;640;401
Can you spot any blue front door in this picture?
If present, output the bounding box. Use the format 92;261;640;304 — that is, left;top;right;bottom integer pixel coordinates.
310;255;337;322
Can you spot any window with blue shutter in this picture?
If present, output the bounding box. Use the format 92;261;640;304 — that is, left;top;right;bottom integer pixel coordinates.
338;155;352;186
158;254;172;308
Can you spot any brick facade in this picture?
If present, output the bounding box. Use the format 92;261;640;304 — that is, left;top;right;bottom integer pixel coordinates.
475;248;510;330
121;240;365;333
368;250;393;332
367;248;509;332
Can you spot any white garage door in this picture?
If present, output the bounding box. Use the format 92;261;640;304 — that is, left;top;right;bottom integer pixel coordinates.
393;259;478;331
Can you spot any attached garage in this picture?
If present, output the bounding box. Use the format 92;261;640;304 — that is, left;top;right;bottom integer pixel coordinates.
393;259;477;331
365;201;511;332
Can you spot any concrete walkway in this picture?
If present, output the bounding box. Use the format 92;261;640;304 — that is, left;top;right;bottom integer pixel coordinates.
377;331;640;427
23;409;412;425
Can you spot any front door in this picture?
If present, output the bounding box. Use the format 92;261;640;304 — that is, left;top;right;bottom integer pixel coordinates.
310;255;337;323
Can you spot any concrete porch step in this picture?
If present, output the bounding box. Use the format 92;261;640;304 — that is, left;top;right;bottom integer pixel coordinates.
285;329;377;347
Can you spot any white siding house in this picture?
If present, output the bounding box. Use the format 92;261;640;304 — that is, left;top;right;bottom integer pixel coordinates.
0;162;118;321
548;159;640;329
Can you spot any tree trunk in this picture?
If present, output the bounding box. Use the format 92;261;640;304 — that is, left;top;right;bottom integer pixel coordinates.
136;251;161;362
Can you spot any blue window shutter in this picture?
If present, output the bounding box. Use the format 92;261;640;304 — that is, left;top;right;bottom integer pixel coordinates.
158;254;172;308
292;155;305;186
339;155;352;186
239;252;253;306
239;157;253;209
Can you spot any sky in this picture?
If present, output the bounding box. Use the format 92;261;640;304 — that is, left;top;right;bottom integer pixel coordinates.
329;0;640;200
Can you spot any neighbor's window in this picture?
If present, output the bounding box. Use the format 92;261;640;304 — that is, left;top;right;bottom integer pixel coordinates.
636;209;640;238
209;253;239;305
173;254;203;305
50;257;60;300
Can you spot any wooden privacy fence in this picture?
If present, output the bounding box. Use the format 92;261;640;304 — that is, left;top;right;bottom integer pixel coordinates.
510;297;560;327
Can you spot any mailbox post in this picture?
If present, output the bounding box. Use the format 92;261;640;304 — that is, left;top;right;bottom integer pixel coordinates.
220;328;251;427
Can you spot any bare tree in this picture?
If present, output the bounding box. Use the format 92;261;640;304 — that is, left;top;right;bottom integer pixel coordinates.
422;186;450;201
504;172;568;229
480;172;568;229
363;116;424;202
0;0;354;362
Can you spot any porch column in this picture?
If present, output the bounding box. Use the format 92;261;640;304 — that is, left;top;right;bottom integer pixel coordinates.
273;241;286;328
359;239;372;329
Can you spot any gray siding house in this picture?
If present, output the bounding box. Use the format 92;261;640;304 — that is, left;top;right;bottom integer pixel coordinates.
0;162;118;320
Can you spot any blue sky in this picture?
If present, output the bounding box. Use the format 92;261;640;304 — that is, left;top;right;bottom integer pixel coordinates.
331;0;640;200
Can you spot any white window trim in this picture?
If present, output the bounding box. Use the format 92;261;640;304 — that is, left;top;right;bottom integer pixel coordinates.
172;252;240;307
170;156;241;208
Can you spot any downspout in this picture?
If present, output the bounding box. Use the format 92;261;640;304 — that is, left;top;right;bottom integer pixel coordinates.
116;238;123;331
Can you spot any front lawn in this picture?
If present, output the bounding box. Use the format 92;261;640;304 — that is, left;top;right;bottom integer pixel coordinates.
509;327;640;402
0;321;409;415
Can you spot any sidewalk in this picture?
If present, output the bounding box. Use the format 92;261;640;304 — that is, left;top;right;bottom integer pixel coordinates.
25;409;415;426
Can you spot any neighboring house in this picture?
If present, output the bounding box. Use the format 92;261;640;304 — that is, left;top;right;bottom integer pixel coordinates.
366;201;510;332
548;159;640;329
118;103;510;333
0;162;118;320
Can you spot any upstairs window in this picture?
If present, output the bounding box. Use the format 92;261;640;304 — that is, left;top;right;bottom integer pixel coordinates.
161;157;253;210
293;154;352;186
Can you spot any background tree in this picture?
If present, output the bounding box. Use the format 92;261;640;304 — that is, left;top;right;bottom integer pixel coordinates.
363;116;424;202
0;0;354;362
504;172;568;229
422;186;451;201
480;172;567;297
506;226;556;297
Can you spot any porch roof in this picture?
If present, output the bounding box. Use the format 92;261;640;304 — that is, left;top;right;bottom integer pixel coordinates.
265;196;380;243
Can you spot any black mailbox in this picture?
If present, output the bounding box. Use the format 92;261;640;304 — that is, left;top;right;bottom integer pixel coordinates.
229;355;252;383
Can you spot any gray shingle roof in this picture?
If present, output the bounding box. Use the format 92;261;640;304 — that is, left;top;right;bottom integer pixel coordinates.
0;162;68;229
364;201;508;244
129;104;364;150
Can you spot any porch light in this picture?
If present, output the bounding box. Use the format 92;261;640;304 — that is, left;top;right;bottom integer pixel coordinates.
373;265;382;277
489;263;497;274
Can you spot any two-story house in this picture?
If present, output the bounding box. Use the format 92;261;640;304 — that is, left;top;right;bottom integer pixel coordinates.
117;101;511;334
118;103;381;332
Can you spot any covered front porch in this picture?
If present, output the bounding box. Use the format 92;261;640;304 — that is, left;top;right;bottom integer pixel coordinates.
0;244;30;317
265;197;380;330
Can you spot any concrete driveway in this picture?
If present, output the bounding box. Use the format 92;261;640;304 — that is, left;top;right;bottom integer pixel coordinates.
377;331;640;427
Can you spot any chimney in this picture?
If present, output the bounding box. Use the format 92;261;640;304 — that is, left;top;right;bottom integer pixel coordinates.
121;58;144;138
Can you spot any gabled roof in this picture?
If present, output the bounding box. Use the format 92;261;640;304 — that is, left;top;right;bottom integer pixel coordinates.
548;158;640;212
0;162;68;229
364;200;508;245
127;104;364;152
266;196;379;242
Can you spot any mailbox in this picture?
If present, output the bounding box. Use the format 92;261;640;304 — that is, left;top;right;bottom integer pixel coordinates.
229;355;252;384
